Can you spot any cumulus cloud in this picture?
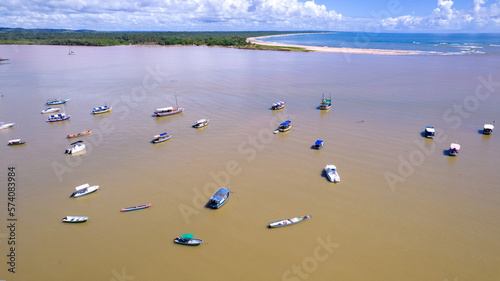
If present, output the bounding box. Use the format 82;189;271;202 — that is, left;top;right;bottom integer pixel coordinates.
0;0;342;31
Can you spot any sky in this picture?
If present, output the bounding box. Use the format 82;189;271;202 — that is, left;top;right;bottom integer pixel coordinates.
0;0;499;32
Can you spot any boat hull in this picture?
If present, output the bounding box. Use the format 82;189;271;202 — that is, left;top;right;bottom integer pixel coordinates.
209;187;230;209
268;215;312;228
325;165;340;183
152;134;172;143
67;129;92;139
154;108;184;117
121;204;152;212
174;238;203;246
8;140;25;146
62;216;88;223
70;185;99;198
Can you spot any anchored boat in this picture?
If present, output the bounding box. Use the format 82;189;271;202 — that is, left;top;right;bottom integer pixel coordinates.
209;187;230;209
8;139;25;146
46;98;70;105
274;120;292;133
47;113;70;122
154;96;184;117
268;215;312;228
121;204;152;212
65;140;85;154
325;164;340;183
271;101;286;110
152;132;172;143
0;122;15;129
313;140;324;150
483;124;494;135
449;143;460;156
67;129;92;139
91;105;111;114
62;216;88;223
193;119;209;128
41;107;61;114
425;126;435;138
69;183;99;198
320;93;332;110
174;234;203;246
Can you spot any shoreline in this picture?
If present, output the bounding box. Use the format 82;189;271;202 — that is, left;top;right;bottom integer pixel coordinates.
246;35;421;55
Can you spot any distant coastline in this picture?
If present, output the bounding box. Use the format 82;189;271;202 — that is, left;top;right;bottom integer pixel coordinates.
246;34;421;55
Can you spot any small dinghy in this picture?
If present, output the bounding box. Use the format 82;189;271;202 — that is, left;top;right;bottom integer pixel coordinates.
192;119;209;128
121;204;152;212
268;215;312;228
449;143;460;156
152;132;172;143
41;107;61;114
62;216;88;223
0;122;15;129
174;234;203;246
8;139;25;146
69;183;99;198
325;164;340;183
65;140;85;154
313;140;324;150
483;124;494;135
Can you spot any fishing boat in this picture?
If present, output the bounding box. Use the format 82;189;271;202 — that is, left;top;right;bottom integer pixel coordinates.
91;105;112;114
208;187;230;209
449;143;460;156
320;93;332;110
154;96;184;117
174;234;203;246
0;122;15;129
47;113;70;122
65;140;85;154
66;129;92;139
121;204;152;212
8;139;25;146
62;216;88;223
41;107;61;114
46;98;70;105
313;140;324;150
325;164;340;183
424;126;435;138
69;183;99;198
268;215;312;228
274;120;292;133
271;101;286;110
192;119;209;128
483;124;494;135
152;132;172;143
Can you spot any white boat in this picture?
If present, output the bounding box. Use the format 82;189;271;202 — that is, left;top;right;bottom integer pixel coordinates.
193;119;209;128
154;96;184;117
0;122;15;129
274;120;292;133
47;113;70;122
483;124;494;135
325;164;340;183
69;183;99;198
271;101;286;110
91;105;112;114
41;107;61;114
65;141;86;154
449;143;460;156
62;216;88;223
424;126;435;138
320;93;332;110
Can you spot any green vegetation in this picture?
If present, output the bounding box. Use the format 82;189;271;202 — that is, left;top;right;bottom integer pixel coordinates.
0;28;313;51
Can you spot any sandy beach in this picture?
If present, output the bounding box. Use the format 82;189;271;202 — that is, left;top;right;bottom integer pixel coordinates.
247;35;421;55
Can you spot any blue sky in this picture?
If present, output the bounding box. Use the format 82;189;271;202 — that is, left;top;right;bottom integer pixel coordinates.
0;0;499;32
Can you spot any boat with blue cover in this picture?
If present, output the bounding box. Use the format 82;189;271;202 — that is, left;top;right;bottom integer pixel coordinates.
174;234;203;246
47;113;70;122
91;105;112;114
320;93;331;110
313;140;324;149
425;126;435;138
152;132;172;143
274;120;292;133
209;187;230;209
271;101;286;110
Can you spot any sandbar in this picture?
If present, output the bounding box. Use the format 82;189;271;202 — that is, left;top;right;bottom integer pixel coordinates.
246;35;420;55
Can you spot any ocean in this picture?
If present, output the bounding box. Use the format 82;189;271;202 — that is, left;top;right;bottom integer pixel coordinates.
0;44;499;281
258;32;500;55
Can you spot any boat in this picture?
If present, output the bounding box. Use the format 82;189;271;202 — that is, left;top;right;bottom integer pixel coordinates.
449;143;460;156
0;122;15;129
174;234;203;246
68;47;76;55
62;216;88;223
268;215;312;228
41;107;61;114
483;124;494;135
91;105;112;114
66;129;92;139
208;187;230;209
47;113;70;122
154;96;184;117
69;183;99;198
274;120;292;133
313;140;324;150
271;101;286;110
121;204;152;212
65;140;85;154
192;119;209;128
8;139;25;146
325;164;340;183
46;98;70;105
152;132;172;143
424;126;435;138
320;93;332;110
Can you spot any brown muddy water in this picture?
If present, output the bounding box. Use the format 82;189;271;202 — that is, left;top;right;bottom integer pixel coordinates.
0;45;499;281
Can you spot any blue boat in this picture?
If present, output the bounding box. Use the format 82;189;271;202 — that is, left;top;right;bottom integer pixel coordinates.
271;101;286;110
424;126;435;138
313;140;324;149
209;187;230;209
47;113;70;122
274;120;292;133
91;105;112;114
46;98;70;105
152;132;172;143
174;234;203;246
